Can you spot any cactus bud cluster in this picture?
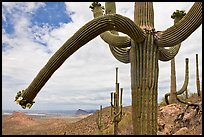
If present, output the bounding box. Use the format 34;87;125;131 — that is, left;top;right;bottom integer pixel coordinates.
15;90;35;109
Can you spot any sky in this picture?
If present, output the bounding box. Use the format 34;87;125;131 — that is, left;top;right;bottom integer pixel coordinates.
2;2;202;111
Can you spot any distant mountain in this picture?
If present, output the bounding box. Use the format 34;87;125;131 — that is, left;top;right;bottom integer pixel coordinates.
75;109;94;116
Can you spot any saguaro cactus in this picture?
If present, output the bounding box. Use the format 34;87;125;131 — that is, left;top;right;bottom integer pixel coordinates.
110;67;123;135
168;10;186;104
196;54;201;96
15;2;202;135
169;58;178;104
165;58;189;105
96;105;103;135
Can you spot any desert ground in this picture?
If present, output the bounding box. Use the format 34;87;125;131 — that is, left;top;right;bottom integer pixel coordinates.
2;93;202;135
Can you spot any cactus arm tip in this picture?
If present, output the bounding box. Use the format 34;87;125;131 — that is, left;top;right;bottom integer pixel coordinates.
164;93;170;105
89;2;104;11
15;90;35;109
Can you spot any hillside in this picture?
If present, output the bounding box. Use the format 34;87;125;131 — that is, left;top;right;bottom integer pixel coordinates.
64;93;202;135
2;93;202;135
75;109;92;116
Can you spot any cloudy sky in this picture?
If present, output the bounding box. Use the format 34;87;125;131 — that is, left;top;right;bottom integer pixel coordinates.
2;2;202;111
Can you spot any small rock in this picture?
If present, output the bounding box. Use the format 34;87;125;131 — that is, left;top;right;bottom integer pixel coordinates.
173;127;188;135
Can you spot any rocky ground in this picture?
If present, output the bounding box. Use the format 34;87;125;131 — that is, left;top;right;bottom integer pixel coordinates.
2;94;202;135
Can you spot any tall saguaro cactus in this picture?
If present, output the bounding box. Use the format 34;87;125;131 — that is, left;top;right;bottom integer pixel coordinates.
169;57;178;104
15;2;202;135
110;67;123;135
165;58;189;105
196;54;201;96
96;105;103;135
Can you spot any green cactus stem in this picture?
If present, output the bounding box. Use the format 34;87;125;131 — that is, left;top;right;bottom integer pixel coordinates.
165;58;189;105
15;2;202;135
110;88;123;135
110;67;123;135
196;54;201;96
14;13;145;109
91;2;132;64
96;105;103;135
169;57;178;104
158;9;186;61
175;58;189;95
158;45;181;61
162;10;186;105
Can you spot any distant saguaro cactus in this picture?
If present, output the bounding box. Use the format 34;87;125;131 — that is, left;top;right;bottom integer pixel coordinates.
96;105;103;135
15;2;202;135
165;58;189;105
196;54;201;96
110;67;123;135
169;57;178;104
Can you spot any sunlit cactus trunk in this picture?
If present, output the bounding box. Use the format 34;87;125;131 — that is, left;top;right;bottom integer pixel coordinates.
196;54;201;96
130;3;158;135
130;34;158;135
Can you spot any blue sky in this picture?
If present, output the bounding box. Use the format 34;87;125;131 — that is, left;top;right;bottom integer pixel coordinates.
2;2;202;111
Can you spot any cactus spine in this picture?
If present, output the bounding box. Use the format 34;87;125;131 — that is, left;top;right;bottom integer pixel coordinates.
96;105;103;135
14;2;202;135
110;67;123;135
196;54;201;96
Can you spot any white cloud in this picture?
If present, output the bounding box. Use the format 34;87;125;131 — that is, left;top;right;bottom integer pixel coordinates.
2;2;202;110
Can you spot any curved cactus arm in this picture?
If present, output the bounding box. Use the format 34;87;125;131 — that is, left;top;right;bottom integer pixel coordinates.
176;58;189;95
102;2;133;47
100;32;131;48
158;44;181;61
15;13;146;109
164;93;170;105
113;105;122;121
106;30;130;64
110;92;116;109
109;46;130;63
155;2;202;47
158;9;186;61
90;2;133;63
103;2;131;63
91;2;132;48
164;58;189;105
